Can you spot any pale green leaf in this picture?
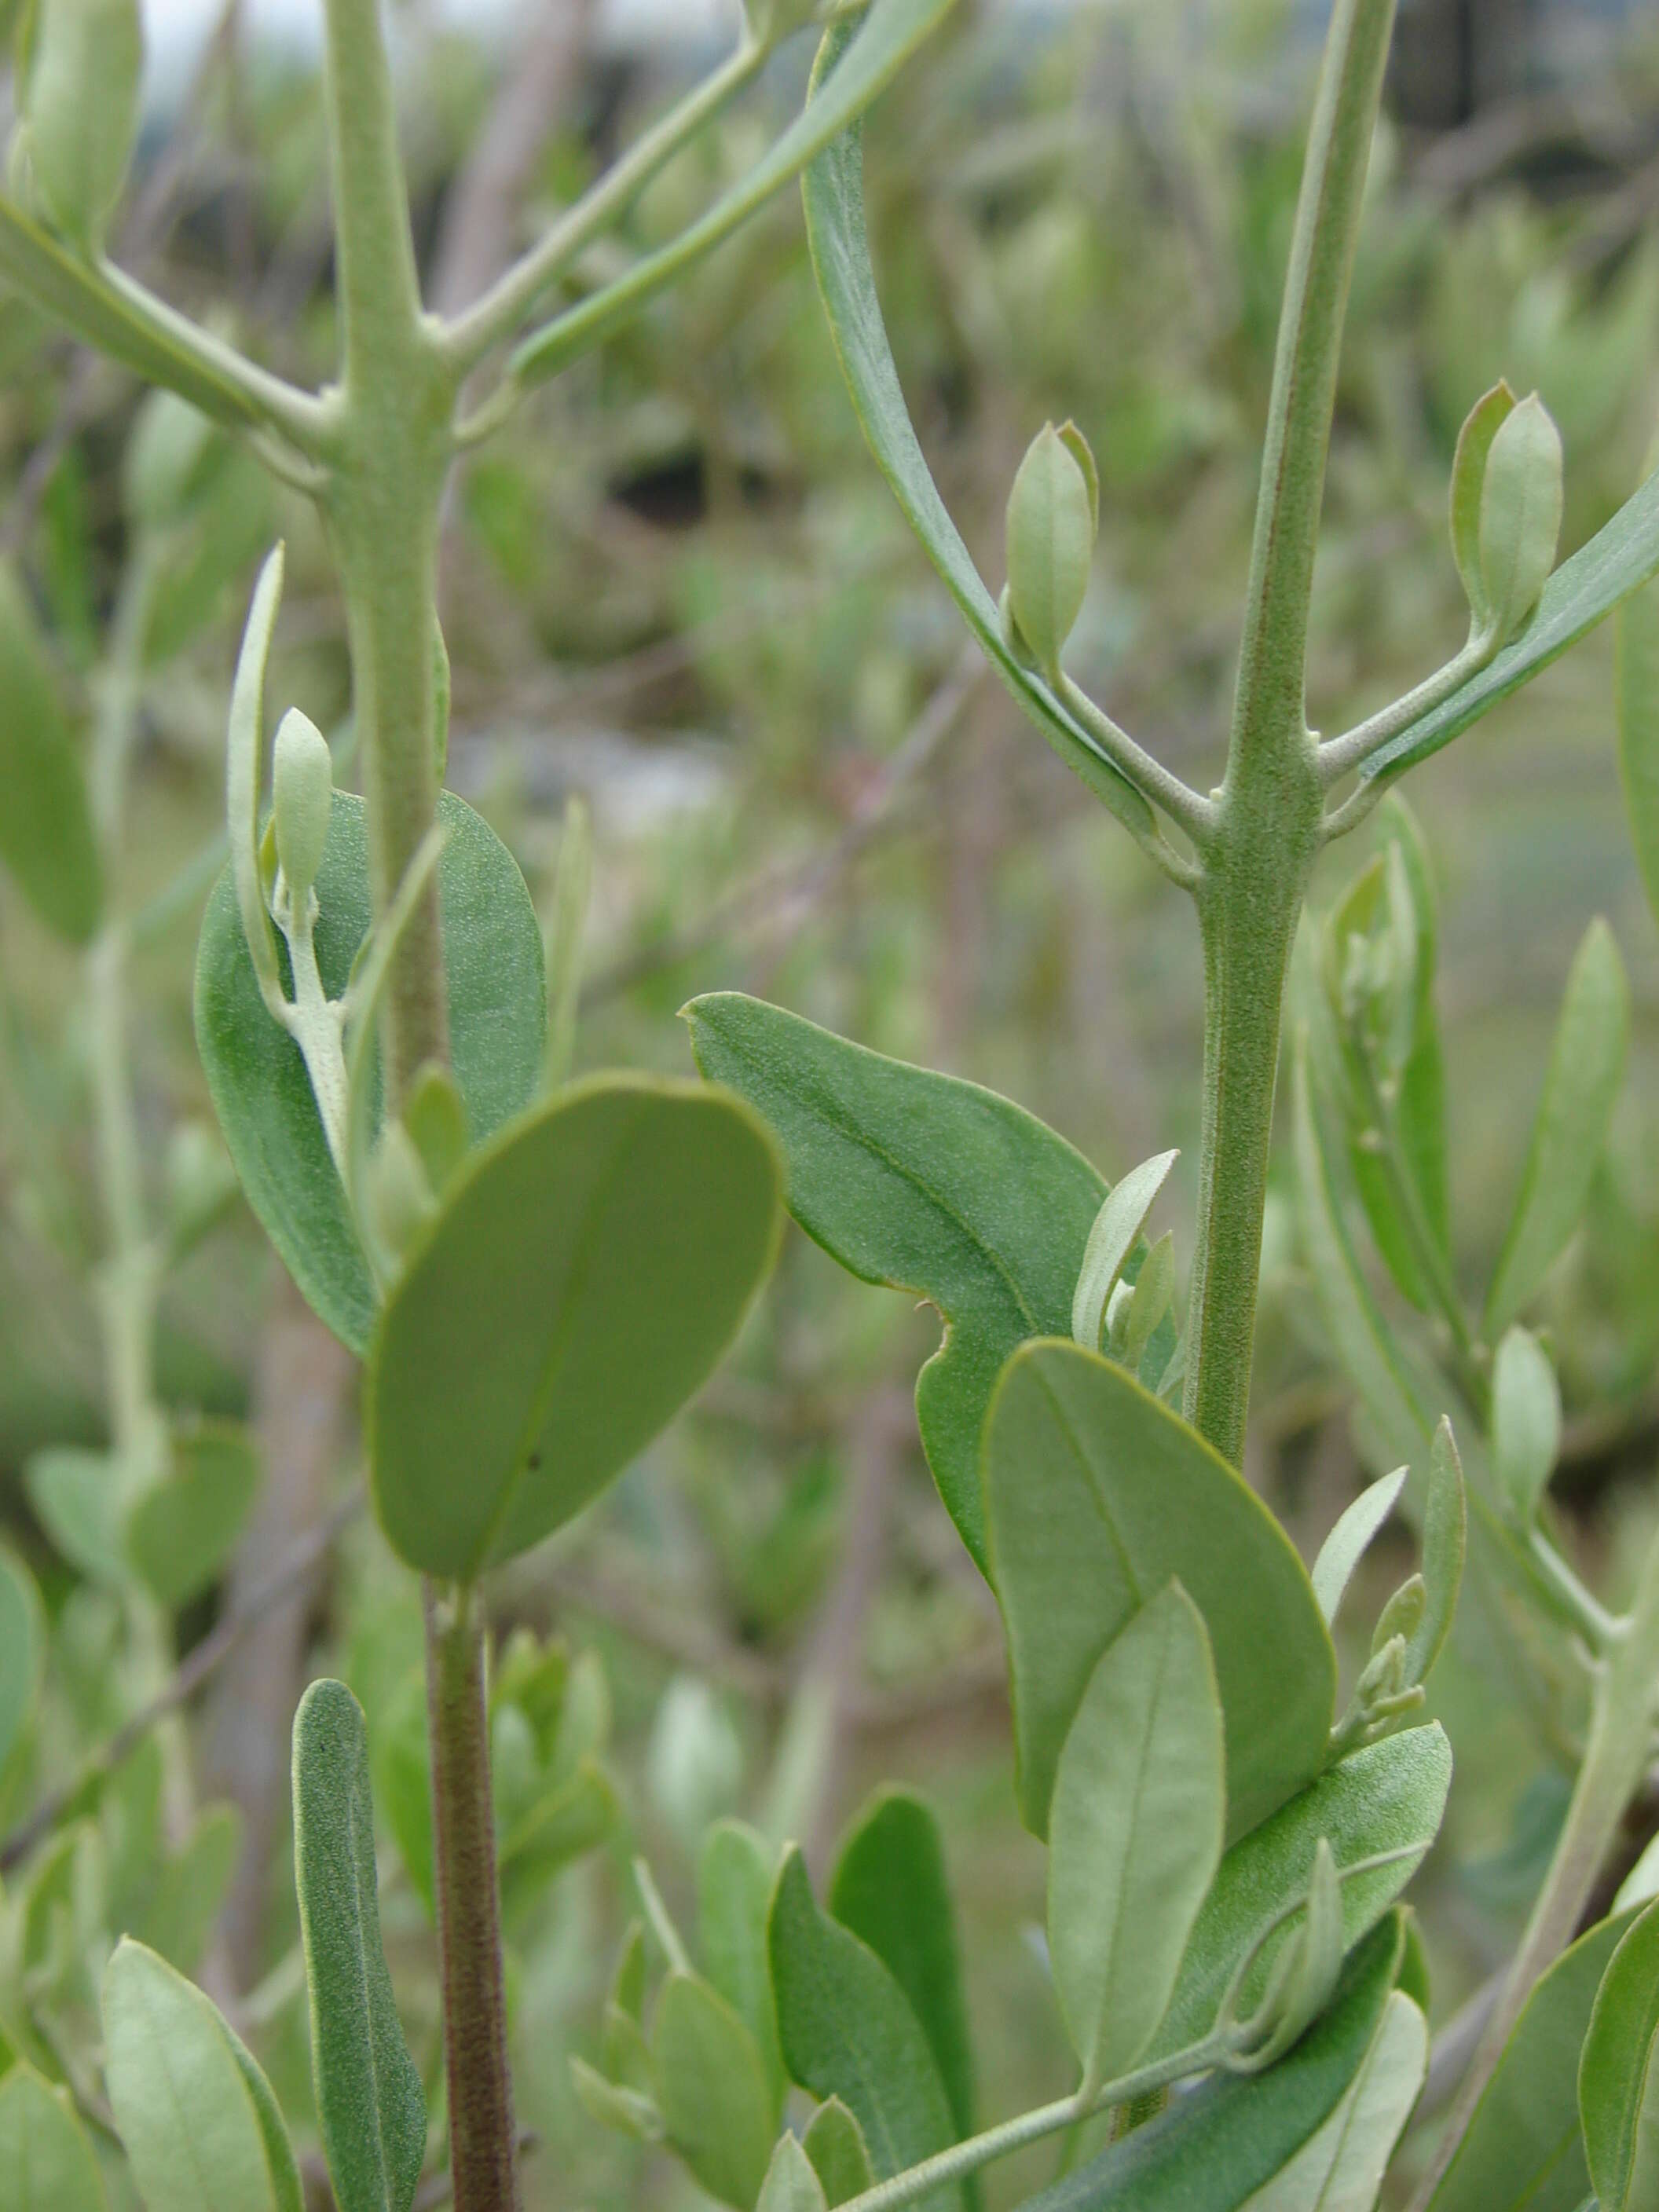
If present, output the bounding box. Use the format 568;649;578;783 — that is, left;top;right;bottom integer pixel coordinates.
983;1340;1335;1843
0;559;100;943
1071;1151;1178;1353
1310;1468;1408;1627
1237;1991;1426;2210
367;1074;782;1577
1580;1899;1659;2212
653;1972;777;2210
124;1420;262;1610
1616;565;1659;931
24;1447;123;1584
804;2100;877;2207
136;1803;243;1976
1047;1583;1224;2089
570;2057;663;2144
770;1847;963;2212
0;2065;108;2211
1406;1420;1465;1690
760;2132;831;2212
0;1548;43;1776
1485;918;1629;1335
1492;1328;1562;1525
291;1679;426;2212
699;1820;786;2117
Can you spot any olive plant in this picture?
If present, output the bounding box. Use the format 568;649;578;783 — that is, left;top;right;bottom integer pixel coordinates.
3;0;1659;2209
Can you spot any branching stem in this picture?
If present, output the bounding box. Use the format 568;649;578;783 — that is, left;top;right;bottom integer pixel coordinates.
1056;675;1218;847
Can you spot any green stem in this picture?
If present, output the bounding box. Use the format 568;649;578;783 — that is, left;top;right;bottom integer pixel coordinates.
1410;1524;1659;2206
423;1583;522;2212
1183;0;1396;1464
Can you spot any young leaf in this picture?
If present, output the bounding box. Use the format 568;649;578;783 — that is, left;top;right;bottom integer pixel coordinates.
1477;395;1565;645
196;789;547;1354
769;1846;964;2212
1426;1908;1636;2212
1449;383;1518;632
1011;1917;1404;2212
570;2058;663;2144
1309;1467;1408;1627
24;1446;124;1584
1580;1898;1659;2212
1491;1328;1562;1525
685;993;1111;1574
805;2099;877;2207
800;25;1155;838
1616;563;1659;930
760;2132;832;2212
136;1803;244;1975
699;1820;786;2115
1047;1584;1225;2089
1236;1990;1426;2210
0;559;101;943
1071;1151;1179;1352
1005;422;1097;679
1150;1725;1452;2062
983;1340;1335;1842
0;1548;43;1776
1404;1420;1466;1690
652;1972;777;2210
0;2064;108;2211
123;1419;262;1610
102;1937;298;2212
367;1075;782;1577
1485;918;1629;1334
291;1680;427;2212
20;0;143;252
830;1789;977;2147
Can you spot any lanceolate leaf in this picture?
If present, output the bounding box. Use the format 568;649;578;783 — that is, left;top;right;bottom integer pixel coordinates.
1427;1910;1636;2212
196;790;547;1355
1484;918;1629;1335
1011;1918;1405;2212
367;1075;782;1577
1236;1990;1427;2211
1310;1467;1408;1627
698;1821;786;2115
685;993;1114;1574
770;1846;965;2212
1150;1727;1452;2061
1364;463;1659;782
0;559;101;943
0;2066;108;2211
1617;566;1659;930
1491;1328;1562;1525
291;1680;427;2212
651;1972;777;2211
983;1341;1335;1842
800;27;1155;837
1580;1898;1659;2212
1046;1584;1225;2089
830;1789;978;2147
761;2133;831;2212
0;1547;42;1777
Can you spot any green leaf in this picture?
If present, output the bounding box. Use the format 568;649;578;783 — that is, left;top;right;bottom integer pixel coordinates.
983;1340;1336;1842
1071;1151;1179;1353
1492;1327;1562;1525
800;31;1154;836
0;558;100;942
102;1937;297;2212
770;1846;964;2212
1150;1726;1451;2062
1580;1899;1659;2212
570;2058;663;2144
1428;1910;1635;2212
760;2132;831;2212
684;993;1111;1576
291;1679;426;2212
1406;1420;1466;1690
1310;1468;1407;1627
196;789;547;1356
136;1804;243;1975
511;0;960;387
1364;463;1659;782
24;1446;123;1582
367;1073;782;1577
0;2065;108;2211
1449;383;1518;631
1046;1583;1225;2089
1616;566;1659;931
830;1789;977;2145
1485;918;1629;1335
804;2100;877;2207
0;1548;43;1776
124;1419;262;1609
1236;1990;1427;2210
1005;421;1097;679
699;1819;786;2116
652;1972;777;2210
1009;1917;1404;2212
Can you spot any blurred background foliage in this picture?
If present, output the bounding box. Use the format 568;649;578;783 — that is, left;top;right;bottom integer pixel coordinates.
2;0;1659;2203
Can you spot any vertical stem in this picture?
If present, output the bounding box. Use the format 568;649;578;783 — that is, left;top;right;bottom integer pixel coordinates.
424;1583;522;2212
1183;0;1396;1462
1411;1525;1659;2206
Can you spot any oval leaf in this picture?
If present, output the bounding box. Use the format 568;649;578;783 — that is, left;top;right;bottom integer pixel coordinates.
0;2065;108;2211
291;1679;427;2212
652;1971;776;2210
368;1074;782;1577
1492;1328;1562;1526
804;2100;877;2207
196;789;547;1356
983;1339;1336;1842
124;1419;262;1610
699;1820;786;2116
1047;1583;1225;2089
1580;1898;1659;2212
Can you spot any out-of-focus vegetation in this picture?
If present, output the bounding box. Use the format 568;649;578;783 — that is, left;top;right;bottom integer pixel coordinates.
2;1;1658;2203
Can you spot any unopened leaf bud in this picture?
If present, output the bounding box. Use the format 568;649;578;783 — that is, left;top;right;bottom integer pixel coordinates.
1372;1572;1426;1660
1477;394;1563;645
271;709;333;910
1005;420;1098;681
